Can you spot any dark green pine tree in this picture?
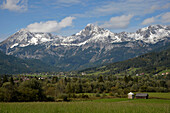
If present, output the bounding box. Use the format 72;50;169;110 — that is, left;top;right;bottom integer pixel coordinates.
0;78;2;87
98;76;104;82
52;76;58;84
124;75;129;83
9;77;14;85
3;75;8;83
64;77;67;85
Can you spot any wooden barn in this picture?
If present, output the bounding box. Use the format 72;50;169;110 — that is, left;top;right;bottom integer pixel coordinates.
136;93;149;99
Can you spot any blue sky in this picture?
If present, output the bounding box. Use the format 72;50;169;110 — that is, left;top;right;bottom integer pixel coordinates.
0;0;170;42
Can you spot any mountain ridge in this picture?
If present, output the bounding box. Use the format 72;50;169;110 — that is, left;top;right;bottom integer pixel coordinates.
0;24;169;71
1;24;169;50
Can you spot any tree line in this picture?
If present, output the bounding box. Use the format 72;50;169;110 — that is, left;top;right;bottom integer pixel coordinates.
0;73;169;102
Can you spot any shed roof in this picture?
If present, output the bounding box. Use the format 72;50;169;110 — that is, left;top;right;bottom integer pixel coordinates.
136;93;148;97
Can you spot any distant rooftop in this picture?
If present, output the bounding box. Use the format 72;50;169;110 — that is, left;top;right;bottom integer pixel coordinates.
136;93;148;97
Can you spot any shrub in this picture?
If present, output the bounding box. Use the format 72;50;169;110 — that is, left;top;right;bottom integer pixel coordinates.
102;93;106;97
95;93;100;97
109;92;114;96
81;94;89;98
46;96;55;101
114;93;119;97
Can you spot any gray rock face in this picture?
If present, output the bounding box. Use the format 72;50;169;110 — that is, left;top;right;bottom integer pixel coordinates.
0;24;170;71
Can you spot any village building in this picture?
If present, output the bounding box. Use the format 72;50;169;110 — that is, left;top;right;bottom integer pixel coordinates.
136;93;149;99
166;72;169;75
128;92;134;99
81;72;86;75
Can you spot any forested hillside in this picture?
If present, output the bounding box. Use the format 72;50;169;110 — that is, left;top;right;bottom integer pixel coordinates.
0;51;58;74
80;48;170;76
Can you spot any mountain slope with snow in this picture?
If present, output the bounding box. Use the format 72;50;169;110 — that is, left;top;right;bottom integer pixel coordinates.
0;24;169;71
1;24;169;49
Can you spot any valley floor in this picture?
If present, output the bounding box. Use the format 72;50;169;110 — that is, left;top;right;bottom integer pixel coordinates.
0;93;170;113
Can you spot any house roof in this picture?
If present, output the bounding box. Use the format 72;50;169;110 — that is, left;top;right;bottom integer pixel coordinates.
136;93;148;97
128;92;134;95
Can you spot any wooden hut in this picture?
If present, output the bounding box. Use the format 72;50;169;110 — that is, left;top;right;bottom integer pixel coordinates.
136;93;148;99
128;92;134;99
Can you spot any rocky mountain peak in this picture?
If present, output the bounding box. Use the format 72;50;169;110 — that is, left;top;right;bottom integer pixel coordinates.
85;24;102;31
138;25;168;33
75;24;105;36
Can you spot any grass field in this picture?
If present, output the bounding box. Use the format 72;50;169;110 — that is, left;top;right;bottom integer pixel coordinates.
0;93;170;113
0;99;169;113
0;98;170;113
86;70;110;76
148;92;170;99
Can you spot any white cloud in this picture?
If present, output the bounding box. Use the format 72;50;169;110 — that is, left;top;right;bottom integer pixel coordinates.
26;17;76;33
57;0;81;4
162;3;170;9
42;0;81;7
145;3;170;14
145;5;160;14
161;12;170;23
0;0;27;12
141;12;170;25
100;15;133;29
142;17;155;25
75;0;169;17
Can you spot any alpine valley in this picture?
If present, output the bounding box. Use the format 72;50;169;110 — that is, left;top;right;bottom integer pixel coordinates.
0;24;170;72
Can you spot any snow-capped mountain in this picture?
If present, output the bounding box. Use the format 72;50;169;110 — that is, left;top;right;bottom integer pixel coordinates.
0;24;170;71
1;24;169;49
62;24;170;45
2;29;61;48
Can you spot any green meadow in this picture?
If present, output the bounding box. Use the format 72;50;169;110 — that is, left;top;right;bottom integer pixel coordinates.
0;93;170;113
148;92;170;99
